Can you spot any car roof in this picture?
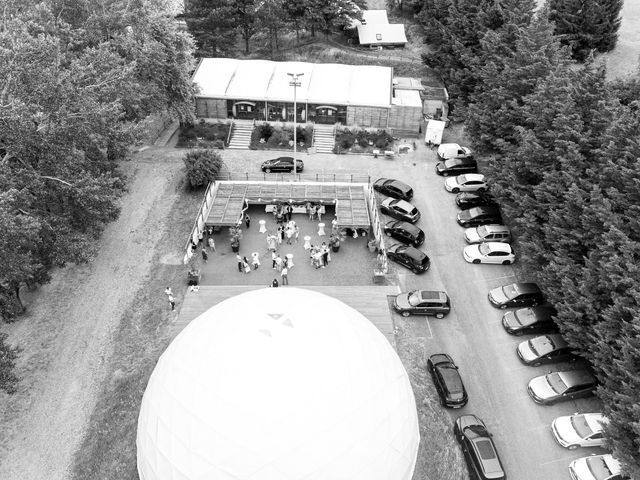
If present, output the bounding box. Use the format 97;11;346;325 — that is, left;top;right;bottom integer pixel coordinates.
512;282;542;294
418;290;448;302
274;156;293;162
458;173;485;182
531;333;569;349
467;206;501;216
445;157;476;166
404;246;428;260
429;353;453;365
557;369;597;386
391;199;415;211
483;242;512;253
388;220;420;234
480;224;510;233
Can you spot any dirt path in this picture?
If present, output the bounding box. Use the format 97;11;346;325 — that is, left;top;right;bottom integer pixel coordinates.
0;146;185;480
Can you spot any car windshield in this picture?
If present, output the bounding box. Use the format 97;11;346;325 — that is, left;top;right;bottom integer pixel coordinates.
571;415;594;439
444;159;459;167
586;456;613;480
502;284;518;299
514;309;534;326
477;225;489;237
441;367;464;394
458;175;469;183
546;372;568;394
479;243;492;255
528;335;554;356
408;291;422;306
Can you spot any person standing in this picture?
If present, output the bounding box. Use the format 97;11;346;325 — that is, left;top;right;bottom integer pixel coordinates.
208;236;216;251
251;252;260;270
277;226;284;244
275;254;283;272
243;256;251;274
236;253;243;273
281;266;289;285
309;205;316;221
272;251;277;269
286;204;293;222
164;286;173;297
168;293;176;311
294;225;300;243
201;246;208;263
245;213;251;228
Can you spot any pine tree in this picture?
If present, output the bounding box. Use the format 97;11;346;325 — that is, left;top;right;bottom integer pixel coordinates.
548;0;623;61
185;0;239;56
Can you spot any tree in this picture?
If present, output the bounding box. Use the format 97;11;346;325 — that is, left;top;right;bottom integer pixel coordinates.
0;333;20;394
183;149;224;188
465;10;570;153
236;0;260;54
548;0;623;61
305;0;362;40
185;0;239;56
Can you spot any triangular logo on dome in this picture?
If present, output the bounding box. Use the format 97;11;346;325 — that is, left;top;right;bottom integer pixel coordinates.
259;329;272;337
281;318;294;328
267;313;283;320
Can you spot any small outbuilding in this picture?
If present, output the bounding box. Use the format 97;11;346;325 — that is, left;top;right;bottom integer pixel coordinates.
352;9;407;48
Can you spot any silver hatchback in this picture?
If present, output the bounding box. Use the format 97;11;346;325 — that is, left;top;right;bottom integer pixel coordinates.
464;224;511;244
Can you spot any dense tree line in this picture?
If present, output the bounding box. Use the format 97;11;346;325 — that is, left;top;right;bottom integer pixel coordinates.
418;0;639;474
0;0;196;391
184;0;365;56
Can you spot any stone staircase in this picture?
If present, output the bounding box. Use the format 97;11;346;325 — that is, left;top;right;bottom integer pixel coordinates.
227;120;254;149
312;124;336;153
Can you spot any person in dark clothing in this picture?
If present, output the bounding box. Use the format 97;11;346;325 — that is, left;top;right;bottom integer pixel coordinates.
271;278;279;287
245;213;251;228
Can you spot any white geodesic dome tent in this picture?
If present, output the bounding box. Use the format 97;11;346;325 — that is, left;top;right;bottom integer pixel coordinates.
137;288;419;480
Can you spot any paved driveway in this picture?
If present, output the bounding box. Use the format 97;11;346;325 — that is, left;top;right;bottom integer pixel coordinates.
221;144;605;479
378;145;604;480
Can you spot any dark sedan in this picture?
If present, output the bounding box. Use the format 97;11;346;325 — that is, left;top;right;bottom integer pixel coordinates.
528;369;598;405
383;220;425;246
387;244;430;274
502;304;558;335
455;192;497;209
454;415;506;480
373;178;414;201
457;206;502;228
517;334;577;366
393;290;451;318
428;354;468;408
488;282;544;309
261;156;304;173
435;157;478;176
380;198;421;223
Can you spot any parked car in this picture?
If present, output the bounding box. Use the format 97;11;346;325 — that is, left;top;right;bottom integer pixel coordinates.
387;244;430;274
445;174;488;193
437;143;473;161
569;454;625;480
552;413;608;450
517;334;577;366
373;178;413;201
383;220;425;247
488;282;544;309
501;304;558;335
527;369;598;405
454;414;506;480
428;354;468;408
463;242;515;265
261;156;304;173
464;225;511;244
457;206;503;228
435;157;478;176
456;192;497;209
380;198;421;223
393;290;451;318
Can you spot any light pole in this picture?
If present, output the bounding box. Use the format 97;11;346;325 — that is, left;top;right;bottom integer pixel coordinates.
288;72;304;176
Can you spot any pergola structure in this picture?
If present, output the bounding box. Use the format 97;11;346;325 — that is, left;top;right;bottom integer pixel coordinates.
206;181;371;229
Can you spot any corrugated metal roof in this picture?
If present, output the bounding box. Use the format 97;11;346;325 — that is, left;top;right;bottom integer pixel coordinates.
193;59;393;108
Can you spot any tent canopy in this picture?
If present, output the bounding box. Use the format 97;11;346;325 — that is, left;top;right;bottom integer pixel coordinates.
193;59;393;108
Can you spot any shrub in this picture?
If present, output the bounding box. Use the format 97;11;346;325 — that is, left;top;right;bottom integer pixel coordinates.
182;128;197;140
373;130;393;148
0;333;20;394
267;127;289;147
339;133;355;149
183;149;223;189
356;130;369;148
259;122;274;141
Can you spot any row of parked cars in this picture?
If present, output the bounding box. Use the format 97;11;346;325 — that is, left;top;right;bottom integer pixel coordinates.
423;146;620;480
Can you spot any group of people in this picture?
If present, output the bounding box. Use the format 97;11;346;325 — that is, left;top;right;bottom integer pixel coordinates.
309;242;331;269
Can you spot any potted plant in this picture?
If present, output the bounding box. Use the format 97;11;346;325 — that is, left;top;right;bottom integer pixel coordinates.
229;225;243;252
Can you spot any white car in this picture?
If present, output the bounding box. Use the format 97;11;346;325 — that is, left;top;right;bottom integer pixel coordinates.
463;242;515;265
569;454;624;480
552;413;608;450
437;143;473;161
444;173;488;193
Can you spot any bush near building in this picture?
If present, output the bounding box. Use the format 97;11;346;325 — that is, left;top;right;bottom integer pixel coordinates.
250;123;313;151
333;128;394;154
183;149;224;189
177;121;230;149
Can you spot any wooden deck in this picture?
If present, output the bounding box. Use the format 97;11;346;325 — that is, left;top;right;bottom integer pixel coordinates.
172;285;401;346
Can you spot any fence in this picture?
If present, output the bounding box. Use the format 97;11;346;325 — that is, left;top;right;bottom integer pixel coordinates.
215;172;371;184
366;185;389;274
183;181;218;265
